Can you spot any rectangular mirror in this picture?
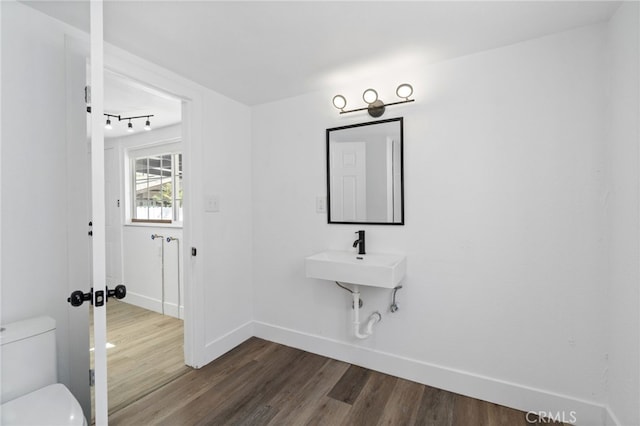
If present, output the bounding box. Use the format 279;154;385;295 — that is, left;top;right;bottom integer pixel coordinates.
326;117;404;225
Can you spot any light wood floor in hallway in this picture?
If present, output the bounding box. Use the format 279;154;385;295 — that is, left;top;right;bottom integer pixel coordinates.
109;336;559;426
91;300;189;418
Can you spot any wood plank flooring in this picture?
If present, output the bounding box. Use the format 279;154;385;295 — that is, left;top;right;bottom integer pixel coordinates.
90;300;190;417
109;337;562;426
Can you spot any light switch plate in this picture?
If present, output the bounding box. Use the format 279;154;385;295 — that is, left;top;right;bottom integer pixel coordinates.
316;196;327;213
205;195;220;212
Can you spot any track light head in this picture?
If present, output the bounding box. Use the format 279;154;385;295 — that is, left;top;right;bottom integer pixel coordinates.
98;112;154;131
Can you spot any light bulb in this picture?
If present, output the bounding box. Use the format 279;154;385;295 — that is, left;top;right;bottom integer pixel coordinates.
363;88;378;104
105;118;112;130
144;119;151;131
396;83;413;100
127;121;134;132
332;95;347;111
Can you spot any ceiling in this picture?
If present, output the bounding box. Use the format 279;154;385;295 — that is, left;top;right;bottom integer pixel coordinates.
103;71;181;139
25;1;620;106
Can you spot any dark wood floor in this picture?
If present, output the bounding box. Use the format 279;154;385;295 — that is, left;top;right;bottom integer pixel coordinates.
110;337;559;426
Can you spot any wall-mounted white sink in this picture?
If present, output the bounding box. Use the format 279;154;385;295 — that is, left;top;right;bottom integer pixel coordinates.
305;250;406;289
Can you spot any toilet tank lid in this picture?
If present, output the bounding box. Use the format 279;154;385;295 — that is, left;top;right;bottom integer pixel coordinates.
0;316;56;346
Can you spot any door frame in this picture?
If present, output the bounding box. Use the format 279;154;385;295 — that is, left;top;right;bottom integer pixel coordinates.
84;8;206;421
102;40;205;369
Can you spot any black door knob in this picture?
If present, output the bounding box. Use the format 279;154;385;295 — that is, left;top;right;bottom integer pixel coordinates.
68;290;86;307
114;285;126;300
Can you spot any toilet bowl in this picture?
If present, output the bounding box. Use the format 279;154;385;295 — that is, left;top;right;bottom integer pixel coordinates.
1;384;86;426
0;316;88;426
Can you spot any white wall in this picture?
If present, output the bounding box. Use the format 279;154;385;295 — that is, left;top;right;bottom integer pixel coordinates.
605;3;640;425
122;225;184;317
200;89;253;350
252;24;610;423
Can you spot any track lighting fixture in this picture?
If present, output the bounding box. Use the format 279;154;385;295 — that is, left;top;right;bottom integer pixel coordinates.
91;112;155;133
332;83;415;117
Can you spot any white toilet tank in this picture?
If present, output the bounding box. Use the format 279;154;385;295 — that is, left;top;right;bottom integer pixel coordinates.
0;316;58;403
1;316;87;426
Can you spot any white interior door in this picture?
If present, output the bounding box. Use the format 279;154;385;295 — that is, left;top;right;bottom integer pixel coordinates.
89;2;109;425
385;137;394;222
330;141;367;222
64;35;92;418
392;138;402;222
105;147;122;287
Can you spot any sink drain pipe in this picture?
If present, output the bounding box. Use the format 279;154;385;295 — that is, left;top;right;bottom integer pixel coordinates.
351;290;382;339
166;236;180;319
335;282;382;339
151;233;165;315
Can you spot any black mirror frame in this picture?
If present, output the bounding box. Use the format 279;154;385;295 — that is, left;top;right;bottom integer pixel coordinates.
326;117;404;225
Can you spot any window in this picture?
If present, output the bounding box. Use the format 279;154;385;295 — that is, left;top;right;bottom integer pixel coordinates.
131;152;182;223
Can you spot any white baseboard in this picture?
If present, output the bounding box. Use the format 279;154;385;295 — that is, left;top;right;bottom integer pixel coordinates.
253;321;607;426
604;406;621;426
121;292;158;312
121;292;183;319
161;303;183;319
202;321;254;367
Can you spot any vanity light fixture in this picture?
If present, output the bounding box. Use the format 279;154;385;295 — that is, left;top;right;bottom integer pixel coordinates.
104;117;112;130
332;83;415;117
127;120;134;133
144;117;152;131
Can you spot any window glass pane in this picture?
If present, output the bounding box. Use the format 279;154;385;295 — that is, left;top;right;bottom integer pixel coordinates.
175;154;183;222
135;158;149;220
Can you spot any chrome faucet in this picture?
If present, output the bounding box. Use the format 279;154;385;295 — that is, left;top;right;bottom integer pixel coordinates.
353;230;366;255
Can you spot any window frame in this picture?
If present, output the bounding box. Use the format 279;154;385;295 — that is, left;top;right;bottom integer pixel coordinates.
125;139;183;226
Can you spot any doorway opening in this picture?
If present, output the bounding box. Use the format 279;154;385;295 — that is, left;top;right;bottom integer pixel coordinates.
90;70;189;418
